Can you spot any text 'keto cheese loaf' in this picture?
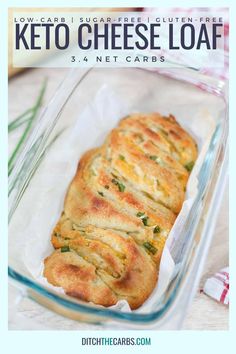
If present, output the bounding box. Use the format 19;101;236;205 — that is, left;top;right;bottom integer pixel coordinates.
44;113;198;309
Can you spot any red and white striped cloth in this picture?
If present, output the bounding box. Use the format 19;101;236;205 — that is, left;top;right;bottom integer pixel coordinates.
203;267;229;305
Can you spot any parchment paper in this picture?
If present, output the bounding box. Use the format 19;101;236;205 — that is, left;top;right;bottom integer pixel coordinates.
23;85;216;313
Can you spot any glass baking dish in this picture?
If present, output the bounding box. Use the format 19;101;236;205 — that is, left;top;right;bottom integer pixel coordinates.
8;65;228;329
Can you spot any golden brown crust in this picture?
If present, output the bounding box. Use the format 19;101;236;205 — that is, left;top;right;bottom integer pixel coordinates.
44;113;198;309
49;223;157;309
44;249;118;307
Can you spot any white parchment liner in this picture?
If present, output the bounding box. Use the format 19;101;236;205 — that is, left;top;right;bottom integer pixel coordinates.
23;85;216;314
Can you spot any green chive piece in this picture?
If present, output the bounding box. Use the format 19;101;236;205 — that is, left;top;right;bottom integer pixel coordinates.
142;217;149;226
136;211;145;217
119;155;125;161
143;242;157;255
61;246;70;253
160;129;168;137
153;225;161;234
98;191;104;197
149;155;157;161
54;232;61;237
184;161;194;172
118;183;125;192
111;178;125;192
136;212;149;226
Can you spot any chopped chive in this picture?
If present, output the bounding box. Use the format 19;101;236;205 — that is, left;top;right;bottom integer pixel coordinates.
118;183;125;192
54;232;61;237
98;191;104;197
136;212;149;226
61;246;70;253
143;242;157;255
136;211;145;217
184;161;194;172
104;185;109;189
119;155;125;161
111;178;125;192
153;225;161;234
160;129;168;137
149;155;157;161
142;217;149;226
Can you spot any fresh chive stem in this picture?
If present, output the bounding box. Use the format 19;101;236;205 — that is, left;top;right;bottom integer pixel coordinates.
8;79;47;175
8;108;33;132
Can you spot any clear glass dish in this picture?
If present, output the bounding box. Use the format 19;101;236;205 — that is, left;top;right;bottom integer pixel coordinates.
8;66;228;329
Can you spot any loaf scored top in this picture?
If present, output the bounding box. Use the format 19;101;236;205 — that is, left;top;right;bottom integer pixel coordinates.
44;113;198;309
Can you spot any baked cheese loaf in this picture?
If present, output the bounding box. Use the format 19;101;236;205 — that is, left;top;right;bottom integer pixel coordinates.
44;113;198;309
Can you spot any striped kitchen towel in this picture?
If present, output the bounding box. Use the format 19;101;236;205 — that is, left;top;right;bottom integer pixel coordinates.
203;267;229;305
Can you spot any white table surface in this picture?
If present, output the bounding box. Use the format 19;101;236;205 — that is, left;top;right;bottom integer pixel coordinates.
8;68;229;330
